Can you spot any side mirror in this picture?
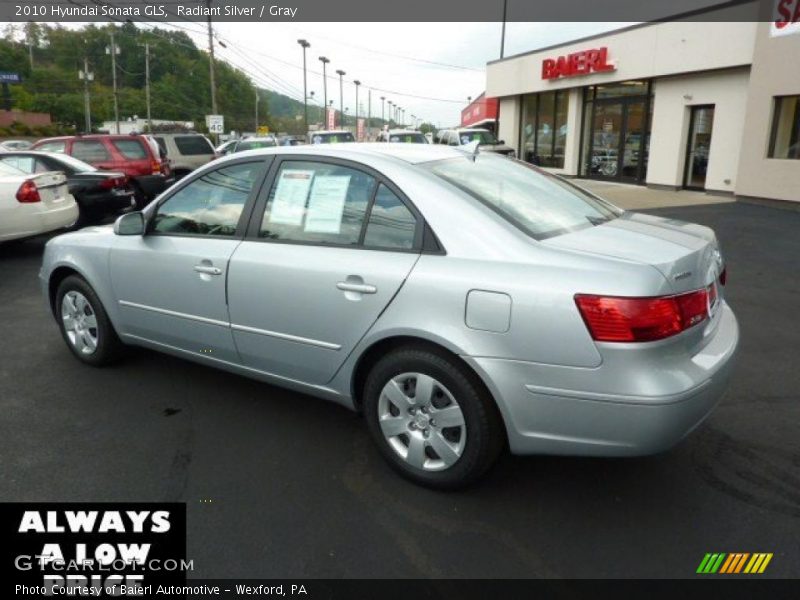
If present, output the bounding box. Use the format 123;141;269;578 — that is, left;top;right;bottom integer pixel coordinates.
498;140;505;145
114;212;145;236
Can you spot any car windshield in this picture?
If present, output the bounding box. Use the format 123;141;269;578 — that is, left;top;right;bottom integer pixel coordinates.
311;132;355;144
426;155;622;240
459;131;499;145
389;133;427;143
237;139;277;151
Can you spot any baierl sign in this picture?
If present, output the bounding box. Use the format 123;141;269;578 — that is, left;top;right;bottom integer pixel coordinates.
772;0;800;37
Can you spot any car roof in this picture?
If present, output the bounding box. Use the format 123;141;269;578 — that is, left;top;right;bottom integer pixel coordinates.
239;136;276;141
387;129;423;135
222;142;468;165
312;130;352;135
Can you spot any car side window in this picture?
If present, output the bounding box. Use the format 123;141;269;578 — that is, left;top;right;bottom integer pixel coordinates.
0;156;34;172
363;184;417;250
36;141;66;154
112;139;148;160
72;140;111;162
152;162;261;237
259;160;376;246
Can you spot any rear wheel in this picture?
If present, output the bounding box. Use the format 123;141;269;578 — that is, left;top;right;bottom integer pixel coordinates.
363;346;504;489
56;275;124;366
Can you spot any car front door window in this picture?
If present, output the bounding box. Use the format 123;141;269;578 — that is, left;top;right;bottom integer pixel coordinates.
153;162;260;236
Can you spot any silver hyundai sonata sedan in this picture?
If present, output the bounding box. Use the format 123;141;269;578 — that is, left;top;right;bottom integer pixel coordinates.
40;143;738;488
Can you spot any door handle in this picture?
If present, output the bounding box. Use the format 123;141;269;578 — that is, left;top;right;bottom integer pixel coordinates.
336;281;377;294
194;265;222;276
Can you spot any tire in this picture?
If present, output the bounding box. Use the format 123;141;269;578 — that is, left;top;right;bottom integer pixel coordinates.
55;275;124;366
363;345;505;489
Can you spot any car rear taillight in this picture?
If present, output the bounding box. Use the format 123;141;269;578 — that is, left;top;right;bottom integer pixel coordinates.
719;267;727;286
99;176;127;190
151;158;163;175
575;287;712;343
16;180;41;203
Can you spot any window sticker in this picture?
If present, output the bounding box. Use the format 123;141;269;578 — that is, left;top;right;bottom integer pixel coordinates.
269;169;314;225
304;175;351;233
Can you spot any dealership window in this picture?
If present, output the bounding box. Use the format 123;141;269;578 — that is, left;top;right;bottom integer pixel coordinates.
769;96;800;160
519;90;568;168
579;80;653;183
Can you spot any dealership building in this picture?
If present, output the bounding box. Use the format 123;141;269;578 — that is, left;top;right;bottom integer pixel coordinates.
486;5;800;205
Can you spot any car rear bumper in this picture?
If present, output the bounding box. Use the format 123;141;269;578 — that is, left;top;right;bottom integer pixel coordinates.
78;190;136;213
464;302;739;456
0;200;79;242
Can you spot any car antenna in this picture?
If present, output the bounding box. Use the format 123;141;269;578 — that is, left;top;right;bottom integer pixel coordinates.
459;140;480;162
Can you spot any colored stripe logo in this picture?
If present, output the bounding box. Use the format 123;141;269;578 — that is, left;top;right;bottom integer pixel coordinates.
697;553;773;574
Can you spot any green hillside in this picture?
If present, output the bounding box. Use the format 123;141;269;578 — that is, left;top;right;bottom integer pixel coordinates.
0;22;315;135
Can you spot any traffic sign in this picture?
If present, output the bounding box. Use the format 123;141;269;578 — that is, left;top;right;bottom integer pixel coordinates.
206;114;224;134
0;72;22;84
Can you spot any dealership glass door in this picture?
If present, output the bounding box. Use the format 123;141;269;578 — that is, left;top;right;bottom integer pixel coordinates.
581;80;652;184
684;105;715;190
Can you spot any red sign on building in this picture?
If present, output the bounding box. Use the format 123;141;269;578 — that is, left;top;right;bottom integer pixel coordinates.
542;47;616;80
460;93;499;128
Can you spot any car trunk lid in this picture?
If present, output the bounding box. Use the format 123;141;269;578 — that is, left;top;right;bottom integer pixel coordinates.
543;212;724;294
31;171;70;207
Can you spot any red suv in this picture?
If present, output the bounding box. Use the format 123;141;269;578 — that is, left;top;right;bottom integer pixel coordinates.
32;134;174;207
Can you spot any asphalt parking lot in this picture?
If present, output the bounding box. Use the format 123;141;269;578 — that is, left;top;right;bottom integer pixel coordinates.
1;201;798;579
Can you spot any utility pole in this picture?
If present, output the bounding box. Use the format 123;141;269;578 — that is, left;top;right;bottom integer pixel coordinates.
106;31;120;134
78;58;94;133
254;90;259;132
336;69;345;129
367;89;371;139
143;42;152;132
380;96;385;125
206;0;218;141
500;0;508;59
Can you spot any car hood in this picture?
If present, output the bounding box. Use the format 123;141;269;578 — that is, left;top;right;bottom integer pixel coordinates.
543;212;723;293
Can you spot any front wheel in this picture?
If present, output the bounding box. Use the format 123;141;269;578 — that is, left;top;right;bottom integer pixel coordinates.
56;275;124;366
363;346;504;489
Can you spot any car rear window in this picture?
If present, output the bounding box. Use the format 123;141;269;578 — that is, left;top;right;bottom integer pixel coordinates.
174;135;215;155
111;139;148;160
310;133;355;144
237;139;277;151
426;155;622;240
72;140;111;162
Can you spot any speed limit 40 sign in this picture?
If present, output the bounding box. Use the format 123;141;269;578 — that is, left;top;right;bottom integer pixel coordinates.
206;114;224;134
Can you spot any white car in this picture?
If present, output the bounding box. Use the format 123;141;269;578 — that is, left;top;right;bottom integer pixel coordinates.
0;161;78;242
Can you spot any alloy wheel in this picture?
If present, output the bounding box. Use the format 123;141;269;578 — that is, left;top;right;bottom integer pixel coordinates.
377;372;467;472
61;291;99;355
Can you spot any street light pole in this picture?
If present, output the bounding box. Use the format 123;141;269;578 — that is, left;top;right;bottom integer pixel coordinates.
353;80;360;138
297;39;310;134
254;90;259;132
336;69;345;129
318;56;329;111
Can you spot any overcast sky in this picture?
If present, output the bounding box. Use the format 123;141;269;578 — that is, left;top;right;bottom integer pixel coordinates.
18;20;632;126
171;21;634;126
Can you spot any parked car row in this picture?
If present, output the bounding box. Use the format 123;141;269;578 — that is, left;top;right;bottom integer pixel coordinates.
0;132;221;242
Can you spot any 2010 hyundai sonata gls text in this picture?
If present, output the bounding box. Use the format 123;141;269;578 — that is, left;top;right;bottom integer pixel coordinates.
40;144;739;488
